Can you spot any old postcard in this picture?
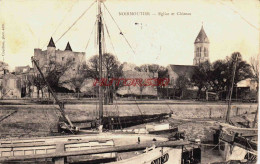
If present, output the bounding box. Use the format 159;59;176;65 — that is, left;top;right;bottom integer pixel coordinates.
0;0;259;163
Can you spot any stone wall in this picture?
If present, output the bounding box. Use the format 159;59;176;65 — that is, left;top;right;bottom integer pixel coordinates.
34;48;85;70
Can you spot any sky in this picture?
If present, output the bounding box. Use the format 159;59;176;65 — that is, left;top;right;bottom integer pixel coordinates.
0;0;259;70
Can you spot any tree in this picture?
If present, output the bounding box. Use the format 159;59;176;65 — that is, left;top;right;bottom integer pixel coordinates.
32;74;45;98
191;61;211;99
250;56;259;88
20;74;34;98
251;55;259;127
191;52;253;100
158;66;167;77
45;58;75;92
139;79;146;99
32;58;75;98
148;64;159;77
175;74;192;99
209;60;229;96
87;53;123;104
134;66;141;72
223;52;253;99
138;64;149;72
69;64;89;99
87;55;99;79
0;61;9;74
158;66;168;86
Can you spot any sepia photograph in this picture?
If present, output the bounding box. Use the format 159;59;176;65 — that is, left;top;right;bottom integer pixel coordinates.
0;0;259;163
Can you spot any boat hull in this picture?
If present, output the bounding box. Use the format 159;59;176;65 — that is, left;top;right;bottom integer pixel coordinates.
109;147;182;164
0;133;169;163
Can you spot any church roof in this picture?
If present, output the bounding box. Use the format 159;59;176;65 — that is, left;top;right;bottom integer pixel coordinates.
168;65;196;77
194;26;209;44
65;42;72;51
47;37;56;48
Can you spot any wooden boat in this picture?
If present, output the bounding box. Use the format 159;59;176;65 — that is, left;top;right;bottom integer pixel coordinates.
72;113;173;130
214;52;258;163
0;136;192;163
216;124;257;162
109;147;183;164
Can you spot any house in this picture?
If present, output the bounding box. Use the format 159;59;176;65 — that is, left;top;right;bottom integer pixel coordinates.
15;65;31;74
0;61;9;75
15;65;35;98
116;63;158;98
166;65;196;87
0;62;21;99
237;78;258;91
0;74;21;99
236;78;258;101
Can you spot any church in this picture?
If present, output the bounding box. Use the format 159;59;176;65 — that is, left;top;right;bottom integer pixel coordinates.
166;25;210;98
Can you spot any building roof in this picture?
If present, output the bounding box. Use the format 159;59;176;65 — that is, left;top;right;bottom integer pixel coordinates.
194;26;209;44
14;65;31;74
116;70;158;96
2;73;18;79
47;37;56;48
117;86;157;96
123;70;155;78
65;42;72;51
168;65;196;77
237;78;258;89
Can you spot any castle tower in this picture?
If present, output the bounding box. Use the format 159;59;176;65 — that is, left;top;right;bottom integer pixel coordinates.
65;42;72;51
193;26;209;65
47;37;56;64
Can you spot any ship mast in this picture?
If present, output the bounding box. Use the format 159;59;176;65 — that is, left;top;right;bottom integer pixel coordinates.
97;0;103;131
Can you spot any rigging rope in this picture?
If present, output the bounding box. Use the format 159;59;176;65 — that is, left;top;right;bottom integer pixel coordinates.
41;1;79;49
55;0;96;44
218;0;259;31
73;18;98;71
121;75;143;116
51;1;78;37
101;15;107;54
102;2;136;55
102;15;117;59
85;20;97;51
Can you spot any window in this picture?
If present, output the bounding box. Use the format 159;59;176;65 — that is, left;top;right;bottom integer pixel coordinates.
204;48;208;57
62;57;64;61
73;58;75;61
196;47;201;57
196;47;200;57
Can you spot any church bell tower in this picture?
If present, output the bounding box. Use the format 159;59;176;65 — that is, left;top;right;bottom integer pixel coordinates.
193;25;210;65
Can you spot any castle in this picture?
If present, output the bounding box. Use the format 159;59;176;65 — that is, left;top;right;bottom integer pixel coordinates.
33;37;86;74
